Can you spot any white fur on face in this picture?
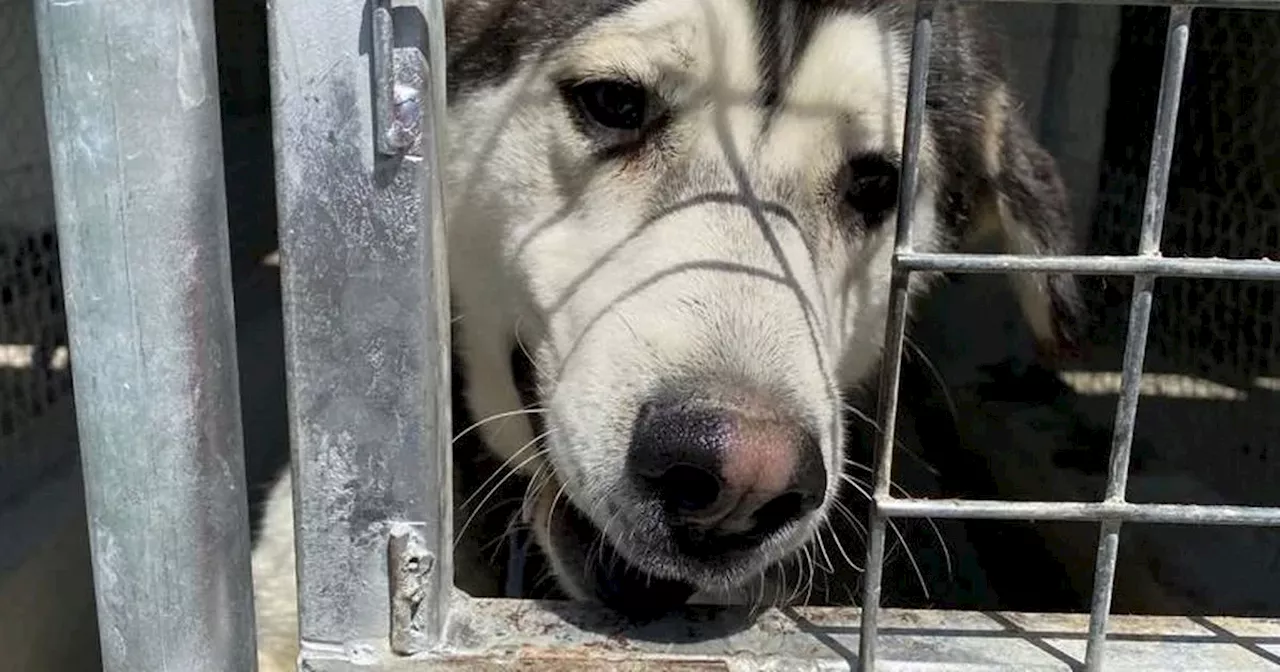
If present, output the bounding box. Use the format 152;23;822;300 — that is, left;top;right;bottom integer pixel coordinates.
445;0;940;592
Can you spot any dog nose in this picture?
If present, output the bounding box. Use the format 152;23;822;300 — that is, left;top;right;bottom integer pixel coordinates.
627;395;826;553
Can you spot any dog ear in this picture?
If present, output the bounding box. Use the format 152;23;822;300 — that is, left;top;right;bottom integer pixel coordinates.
966;84;1085;364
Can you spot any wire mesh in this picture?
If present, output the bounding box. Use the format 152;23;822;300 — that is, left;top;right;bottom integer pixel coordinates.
0;0;73;502
1087;7;1280;386
857;3;1280;672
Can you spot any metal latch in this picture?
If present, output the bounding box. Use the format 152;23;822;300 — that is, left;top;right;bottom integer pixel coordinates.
371;0;428;155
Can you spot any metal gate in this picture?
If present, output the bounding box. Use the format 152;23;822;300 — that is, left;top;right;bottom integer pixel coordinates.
29;0;1280;670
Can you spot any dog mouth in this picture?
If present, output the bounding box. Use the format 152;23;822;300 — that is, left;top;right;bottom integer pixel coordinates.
510;346;698;616
542;483;699;618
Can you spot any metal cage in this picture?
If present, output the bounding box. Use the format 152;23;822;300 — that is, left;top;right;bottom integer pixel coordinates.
29;0;1280;670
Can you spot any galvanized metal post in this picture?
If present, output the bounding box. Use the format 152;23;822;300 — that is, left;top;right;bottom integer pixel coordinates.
267;0;452;661
33;1;257;671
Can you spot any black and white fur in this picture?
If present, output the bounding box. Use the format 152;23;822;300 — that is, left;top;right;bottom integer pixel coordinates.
251;1;1081;669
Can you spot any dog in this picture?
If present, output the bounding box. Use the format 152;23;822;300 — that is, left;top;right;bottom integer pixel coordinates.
251;1;1082;668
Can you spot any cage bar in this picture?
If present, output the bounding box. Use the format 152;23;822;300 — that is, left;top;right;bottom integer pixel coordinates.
267;0;452;659
1082;6;1193;669
32;0;257;670
857;2;937;670
878;498;1280;526
897;252;1280;280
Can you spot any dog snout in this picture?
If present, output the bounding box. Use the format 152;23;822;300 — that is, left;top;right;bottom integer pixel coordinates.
627;392;826;555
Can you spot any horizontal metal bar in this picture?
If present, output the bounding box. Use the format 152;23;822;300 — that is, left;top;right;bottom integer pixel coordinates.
34;0;257;669
897;252;1280;280
878;498;1280;526
298;594;1280;671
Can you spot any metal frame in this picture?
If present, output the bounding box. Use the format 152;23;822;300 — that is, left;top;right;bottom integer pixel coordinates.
857;6;1280;671
267;0;453;658
34;0;257;670
31;0;1280;671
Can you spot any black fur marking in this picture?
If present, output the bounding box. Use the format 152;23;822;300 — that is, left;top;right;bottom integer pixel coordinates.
445;0;643;97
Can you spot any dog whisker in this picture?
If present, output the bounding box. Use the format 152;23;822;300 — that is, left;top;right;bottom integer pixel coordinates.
513;315;556;382
453;406;548;446
478;511;531;572
586;509;622;579
460;430;551;513
531;567;561;596
786;561;801;608
750;567;767;616
838;473;930;599
840;401;939;477
802;546;818;606
821;517;864;572
580;492;620;579
457;440;551;542
842;460;954;579
520;461;552;523
544;480;571;554
904;335;961;435
786;549;803;605
812;530;837;575
830;498;868;542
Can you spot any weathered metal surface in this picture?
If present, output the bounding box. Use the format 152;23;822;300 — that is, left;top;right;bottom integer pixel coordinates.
858;2;936;670
878;497;1280;525
388;523;436;655
268;0;452;653
371;0;429;156
33;0;257;669
1082;7;1193;670
897;252;1280;280
297;596;1280;671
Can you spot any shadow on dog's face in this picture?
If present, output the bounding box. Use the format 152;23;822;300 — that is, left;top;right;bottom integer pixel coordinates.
445;0;1080;617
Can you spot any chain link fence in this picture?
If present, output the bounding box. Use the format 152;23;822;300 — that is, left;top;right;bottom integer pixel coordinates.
1087;6;1280;384
0;0;75;504
1070;5;1280;516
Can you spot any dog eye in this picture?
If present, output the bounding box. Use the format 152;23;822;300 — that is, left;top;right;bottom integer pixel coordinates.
844;154;900;227
566;80;649;132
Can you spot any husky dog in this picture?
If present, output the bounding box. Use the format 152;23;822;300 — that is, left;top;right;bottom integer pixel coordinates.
252;0;1081;668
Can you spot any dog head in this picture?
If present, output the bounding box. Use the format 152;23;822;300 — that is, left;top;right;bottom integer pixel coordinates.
444;0;1081;614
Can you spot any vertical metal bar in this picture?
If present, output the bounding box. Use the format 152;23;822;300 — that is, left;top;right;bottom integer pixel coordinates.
267;0;452;658
33;1;257;670
858;2;935;670
1083;6;1192;671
